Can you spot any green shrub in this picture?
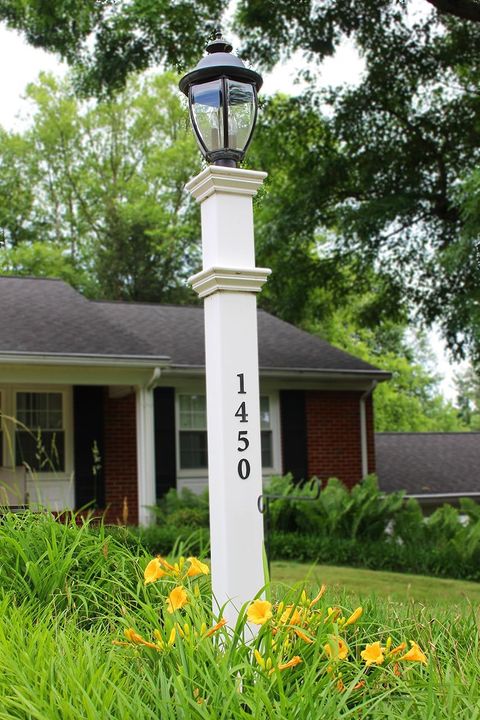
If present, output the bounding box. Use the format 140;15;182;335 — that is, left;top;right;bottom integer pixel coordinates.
152;487;209;525
127;524;210;557
265;475;404;541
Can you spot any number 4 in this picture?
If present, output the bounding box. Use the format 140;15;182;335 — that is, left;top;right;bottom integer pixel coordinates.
235;401;248;423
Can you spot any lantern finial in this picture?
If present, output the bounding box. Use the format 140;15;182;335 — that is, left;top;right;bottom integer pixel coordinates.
206;27;233;55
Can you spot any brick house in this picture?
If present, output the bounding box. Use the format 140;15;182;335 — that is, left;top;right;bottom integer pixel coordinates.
0;276;389;524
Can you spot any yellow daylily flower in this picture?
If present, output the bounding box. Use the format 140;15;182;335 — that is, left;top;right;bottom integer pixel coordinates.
123;628;159;650
153;629;164;650
294;628;314;644
166;586;189;613
279;605;301;626
324;636;349;661
276;655;302;672
361;641;384;666
204;618;227;638
309;584;327;607
254;649;266;669
389;641;407;656
344;607;363;628
399;641;427;665
247;599;273;625
324;607;341;623
144;558;166;585
186;557;210;577
158;556;176;573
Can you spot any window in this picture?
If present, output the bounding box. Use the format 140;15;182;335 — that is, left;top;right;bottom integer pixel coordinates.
260;396;273;468
15;392;65;472
179;394;208;469
178;393;274;471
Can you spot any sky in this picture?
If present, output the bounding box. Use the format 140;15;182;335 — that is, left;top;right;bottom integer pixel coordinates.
0;21;467;400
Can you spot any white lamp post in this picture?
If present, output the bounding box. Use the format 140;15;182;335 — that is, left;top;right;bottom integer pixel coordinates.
180;30;270;623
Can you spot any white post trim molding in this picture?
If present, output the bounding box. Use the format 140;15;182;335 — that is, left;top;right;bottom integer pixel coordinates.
136;386;156;526
189;266;271;298
187;165;270;625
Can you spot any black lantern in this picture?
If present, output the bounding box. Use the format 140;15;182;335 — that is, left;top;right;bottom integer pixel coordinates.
179;29;262;167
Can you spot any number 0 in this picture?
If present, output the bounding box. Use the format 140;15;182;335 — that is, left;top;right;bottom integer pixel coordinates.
238;458;251;480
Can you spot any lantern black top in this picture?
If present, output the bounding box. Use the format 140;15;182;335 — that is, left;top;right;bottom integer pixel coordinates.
179;29;263;167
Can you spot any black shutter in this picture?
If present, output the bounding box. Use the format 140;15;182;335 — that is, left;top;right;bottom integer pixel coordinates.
154;387;176;498
280;390;308;484
73;386;105;509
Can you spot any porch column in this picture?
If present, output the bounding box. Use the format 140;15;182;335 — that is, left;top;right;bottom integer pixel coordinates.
136;386;156;526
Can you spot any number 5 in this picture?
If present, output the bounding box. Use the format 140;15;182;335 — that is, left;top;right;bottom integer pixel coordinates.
237;430;249;452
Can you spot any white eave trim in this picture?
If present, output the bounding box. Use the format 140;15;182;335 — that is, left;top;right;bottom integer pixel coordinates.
0;352;170;368
0;354;390;380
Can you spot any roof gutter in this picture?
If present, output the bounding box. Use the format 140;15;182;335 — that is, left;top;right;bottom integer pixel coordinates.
146;367;162;391
405;492;480;501
360;381;377;478
164;365;392;382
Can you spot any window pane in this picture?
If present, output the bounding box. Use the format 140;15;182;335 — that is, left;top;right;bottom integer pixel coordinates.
49;411;63;430
48;394;62;411
261;430;273;468
191;80;224;152
180;431;208;469
16;430;65;472
227;80;255;150
179;394;206;431
16;392;63;430
260;396;271;429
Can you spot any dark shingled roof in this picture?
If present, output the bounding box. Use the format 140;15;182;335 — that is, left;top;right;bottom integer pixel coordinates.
376;432;480;496
0;276;387;376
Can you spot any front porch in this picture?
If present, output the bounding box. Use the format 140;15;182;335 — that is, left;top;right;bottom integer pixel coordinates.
0;362;160;526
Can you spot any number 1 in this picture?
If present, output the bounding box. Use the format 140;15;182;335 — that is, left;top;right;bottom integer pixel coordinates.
237;373;246;394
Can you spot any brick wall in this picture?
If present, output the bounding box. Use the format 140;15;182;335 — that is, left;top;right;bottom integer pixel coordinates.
103;391;138;525
305;390;375;489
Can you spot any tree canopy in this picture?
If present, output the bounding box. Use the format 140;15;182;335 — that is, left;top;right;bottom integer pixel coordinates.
237;0;480;361
0;72;202;302
0;0;227;94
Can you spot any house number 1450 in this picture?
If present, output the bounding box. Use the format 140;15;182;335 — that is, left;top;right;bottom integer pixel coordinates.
235;373;250;479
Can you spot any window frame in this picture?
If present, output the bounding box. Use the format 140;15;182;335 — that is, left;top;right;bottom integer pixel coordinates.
0;385;73;479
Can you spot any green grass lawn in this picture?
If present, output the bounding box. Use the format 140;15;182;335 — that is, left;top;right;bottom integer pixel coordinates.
271;561;480;606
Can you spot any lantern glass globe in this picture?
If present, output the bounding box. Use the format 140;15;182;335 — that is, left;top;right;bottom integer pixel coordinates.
179;29;262;167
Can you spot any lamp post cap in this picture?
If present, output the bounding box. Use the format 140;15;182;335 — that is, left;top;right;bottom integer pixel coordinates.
179;29;263;95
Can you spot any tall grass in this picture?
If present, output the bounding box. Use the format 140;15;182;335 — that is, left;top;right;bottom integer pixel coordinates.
0;510;478;718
